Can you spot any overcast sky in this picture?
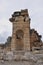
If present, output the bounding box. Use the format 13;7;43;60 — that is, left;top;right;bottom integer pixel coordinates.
0;0;43;43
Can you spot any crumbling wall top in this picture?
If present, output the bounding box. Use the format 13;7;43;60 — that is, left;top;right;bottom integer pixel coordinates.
9;9;29;22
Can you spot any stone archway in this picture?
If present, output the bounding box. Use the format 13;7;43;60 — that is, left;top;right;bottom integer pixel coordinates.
15;30;24;50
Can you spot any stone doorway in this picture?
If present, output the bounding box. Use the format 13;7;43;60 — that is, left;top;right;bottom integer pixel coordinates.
15;30;24;50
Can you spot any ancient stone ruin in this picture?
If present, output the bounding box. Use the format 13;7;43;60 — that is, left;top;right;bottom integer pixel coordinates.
0;9;43;64
0;9;43;52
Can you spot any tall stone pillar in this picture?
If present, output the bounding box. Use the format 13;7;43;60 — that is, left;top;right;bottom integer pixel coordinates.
9;9;31;51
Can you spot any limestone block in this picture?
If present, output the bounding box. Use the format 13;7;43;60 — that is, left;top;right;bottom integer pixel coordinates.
3;51;14;61
14;55;23;60
24;52;37;62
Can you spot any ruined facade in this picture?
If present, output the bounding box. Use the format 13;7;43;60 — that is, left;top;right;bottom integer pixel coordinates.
9;9;30;51
30;29;42;50
0;9;43;52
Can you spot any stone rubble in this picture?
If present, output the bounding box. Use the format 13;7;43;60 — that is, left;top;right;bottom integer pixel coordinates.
0;51;43;65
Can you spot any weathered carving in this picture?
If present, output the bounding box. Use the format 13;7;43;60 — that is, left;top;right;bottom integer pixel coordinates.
16;30;24;39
